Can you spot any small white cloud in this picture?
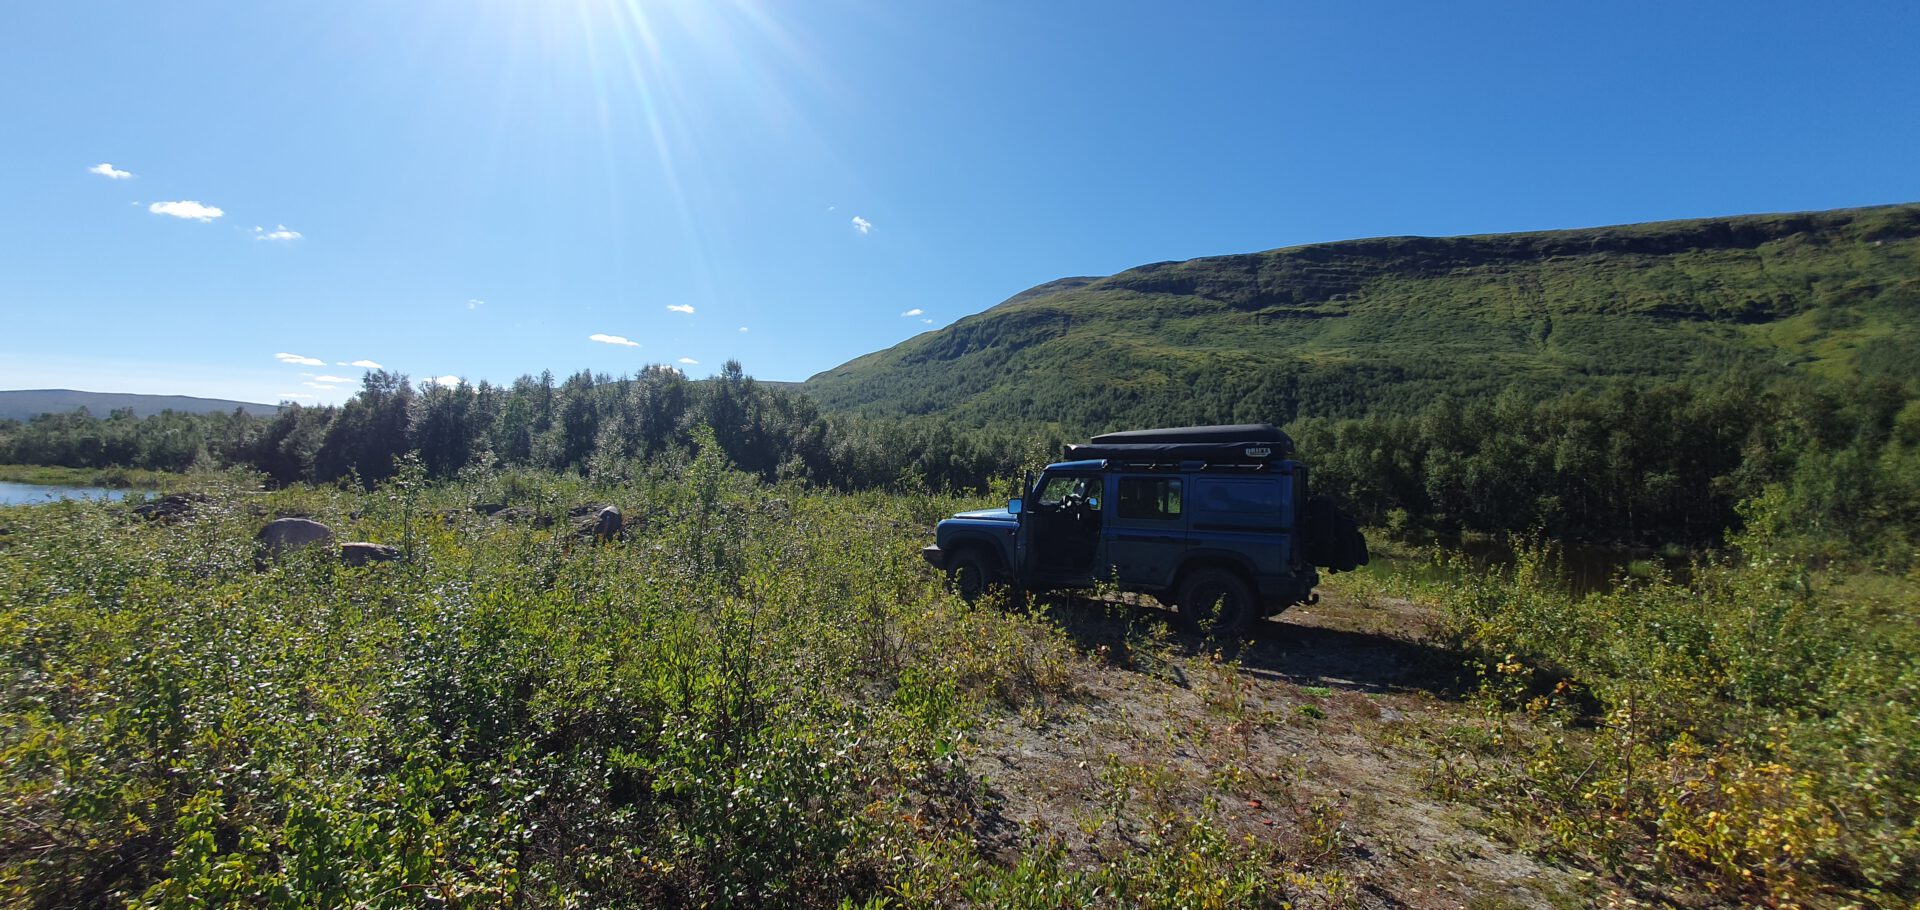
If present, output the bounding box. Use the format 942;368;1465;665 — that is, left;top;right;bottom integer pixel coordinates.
678;357;699;365
429;375;461;387
467;298;485;310
666;304;695;314
338;359;383;369
311;374;352;383
921;318;933;324
589;333;640;347
253;224;302;241
150;200;224;221
738;326;749;332
851;216;872;234
827;205;836;212
275;352;326;366
900;308;923;317
302;382;338;390
89;163;133;180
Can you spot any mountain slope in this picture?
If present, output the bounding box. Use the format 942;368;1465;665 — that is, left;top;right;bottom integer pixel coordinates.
0;389;280;422
805;203;1920;429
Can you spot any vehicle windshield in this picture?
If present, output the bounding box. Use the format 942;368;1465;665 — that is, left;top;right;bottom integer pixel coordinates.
1035;474;1093;508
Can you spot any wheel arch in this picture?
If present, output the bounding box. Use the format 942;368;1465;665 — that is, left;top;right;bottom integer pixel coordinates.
943;533;1009;572
1169;550;1260;593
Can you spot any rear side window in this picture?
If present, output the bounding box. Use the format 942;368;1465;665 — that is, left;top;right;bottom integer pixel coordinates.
1190;477;1289;527
1116;477;1181;520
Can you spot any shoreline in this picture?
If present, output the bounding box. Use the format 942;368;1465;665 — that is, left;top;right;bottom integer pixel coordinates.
0;464;182;489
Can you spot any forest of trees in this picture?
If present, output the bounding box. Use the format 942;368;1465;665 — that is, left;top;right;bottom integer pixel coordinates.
1299;373;1920;553
0;363;1043;498
3;362;1916;555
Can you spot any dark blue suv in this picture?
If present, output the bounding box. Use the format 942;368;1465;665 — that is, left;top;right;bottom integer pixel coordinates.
921;424;1367;637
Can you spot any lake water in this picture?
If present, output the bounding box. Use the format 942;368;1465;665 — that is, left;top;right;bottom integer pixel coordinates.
0;481;150;507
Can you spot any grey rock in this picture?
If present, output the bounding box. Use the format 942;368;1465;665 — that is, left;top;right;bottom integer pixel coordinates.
340;542;401;566
578;505;623;542
256;517;333;558
133;492;211;522
491;505;558;528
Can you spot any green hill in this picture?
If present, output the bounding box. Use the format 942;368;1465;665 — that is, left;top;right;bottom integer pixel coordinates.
804;203;1920;429
0;389;280;422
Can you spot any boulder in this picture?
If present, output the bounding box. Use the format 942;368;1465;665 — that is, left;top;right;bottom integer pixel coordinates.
490;505;555;528
576;505;623;542
339;542;401;566
133;492;211;522
256;517;334;558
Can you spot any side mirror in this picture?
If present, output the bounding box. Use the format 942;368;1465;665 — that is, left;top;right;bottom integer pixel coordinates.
1007;498;1023;515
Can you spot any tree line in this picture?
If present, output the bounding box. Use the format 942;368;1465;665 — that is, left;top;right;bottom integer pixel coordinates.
1297;373;1920;552
3;362;1914;553
0;363;1045;495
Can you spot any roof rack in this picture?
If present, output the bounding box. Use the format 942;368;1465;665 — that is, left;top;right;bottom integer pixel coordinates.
1062;423;1294;464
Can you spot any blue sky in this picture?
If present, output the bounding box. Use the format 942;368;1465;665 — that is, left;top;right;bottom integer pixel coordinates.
2;1;1915;404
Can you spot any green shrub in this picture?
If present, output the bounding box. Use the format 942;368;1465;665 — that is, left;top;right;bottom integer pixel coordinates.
1424;492;1920;906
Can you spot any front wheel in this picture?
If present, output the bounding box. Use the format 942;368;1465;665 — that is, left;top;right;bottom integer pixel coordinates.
1176;568;1256;639
946;549;998;603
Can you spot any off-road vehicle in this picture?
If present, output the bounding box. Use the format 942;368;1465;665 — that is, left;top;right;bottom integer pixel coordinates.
921;424;1368;637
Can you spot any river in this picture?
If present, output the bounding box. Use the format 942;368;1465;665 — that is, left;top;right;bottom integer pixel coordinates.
0;481;152;507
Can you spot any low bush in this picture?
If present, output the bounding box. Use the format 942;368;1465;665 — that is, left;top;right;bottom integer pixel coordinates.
1419;490;1920;907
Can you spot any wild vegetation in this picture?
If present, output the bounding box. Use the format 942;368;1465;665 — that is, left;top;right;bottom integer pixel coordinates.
805;203;1920;427
3;444;1915;907
1346;495;1920;908
1300;372;1920;556
0;365;1044;497
0;452;1375;908
6;363;1916;557
4;202;1917;906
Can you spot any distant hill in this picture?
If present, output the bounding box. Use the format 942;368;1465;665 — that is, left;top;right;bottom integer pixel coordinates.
804;203;1920;430
0;390;280;422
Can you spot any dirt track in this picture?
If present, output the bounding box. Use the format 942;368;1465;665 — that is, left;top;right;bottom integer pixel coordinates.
959;588;1623;910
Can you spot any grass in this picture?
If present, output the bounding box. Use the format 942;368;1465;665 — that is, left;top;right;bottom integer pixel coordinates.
0;463;186;489
0;455;1330;908
3;450;1914;907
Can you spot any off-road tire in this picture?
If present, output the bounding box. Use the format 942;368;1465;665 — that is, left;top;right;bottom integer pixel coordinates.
946;549;998;603
1175;567;1256;639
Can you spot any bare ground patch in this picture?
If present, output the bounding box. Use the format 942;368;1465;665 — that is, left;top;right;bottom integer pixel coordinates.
951;589;1627;909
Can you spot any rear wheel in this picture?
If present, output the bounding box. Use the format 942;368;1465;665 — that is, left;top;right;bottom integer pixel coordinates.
1176;567;1256;639
946;549;998;603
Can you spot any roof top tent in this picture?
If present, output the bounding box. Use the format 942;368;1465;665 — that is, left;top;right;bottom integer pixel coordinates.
1062;423;1295;464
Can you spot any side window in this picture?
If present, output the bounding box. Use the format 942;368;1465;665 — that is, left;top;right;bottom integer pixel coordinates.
1116;477;1182;521
1193;478;1282;515
1036;475;1091;507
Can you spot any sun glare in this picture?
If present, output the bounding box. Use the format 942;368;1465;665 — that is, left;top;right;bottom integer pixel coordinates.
455;0;829;298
